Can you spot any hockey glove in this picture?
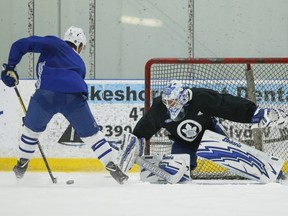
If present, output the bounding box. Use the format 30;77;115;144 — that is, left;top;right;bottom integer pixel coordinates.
251;107;288;128
1;63;19;87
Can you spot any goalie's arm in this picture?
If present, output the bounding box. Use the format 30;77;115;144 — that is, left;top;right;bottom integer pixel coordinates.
133;97;166;140
195;89;288;128
194;89;257;123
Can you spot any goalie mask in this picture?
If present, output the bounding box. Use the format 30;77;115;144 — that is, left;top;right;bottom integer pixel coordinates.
64;26;87;54
162;80;192;121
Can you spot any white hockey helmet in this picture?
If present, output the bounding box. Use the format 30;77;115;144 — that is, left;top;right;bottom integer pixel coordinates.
162;80;191;121
64;26;87;54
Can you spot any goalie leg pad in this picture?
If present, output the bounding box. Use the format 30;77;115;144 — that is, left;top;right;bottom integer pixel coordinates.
198;130;285;183
171;141;197;170
118;132;144;173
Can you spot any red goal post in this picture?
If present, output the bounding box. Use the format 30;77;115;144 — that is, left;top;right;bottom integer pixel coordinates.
145;58;288;179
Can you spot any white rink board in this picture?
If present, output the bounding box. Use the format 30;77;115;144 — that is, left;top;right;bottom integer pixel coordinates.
1;79;288;159
0;83;18;156
0;80;144;158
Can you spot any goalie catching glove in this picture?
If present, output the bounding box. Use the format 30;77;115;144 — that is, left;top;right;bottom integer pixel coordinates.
251;107;288;128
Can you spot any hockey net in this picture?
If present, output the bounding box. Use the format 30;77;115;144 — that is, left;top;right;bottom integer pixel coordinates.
145;58;288;179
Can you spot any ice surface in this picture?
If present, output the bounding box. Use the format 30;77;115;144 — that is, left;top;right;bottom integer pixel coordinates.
0;172;287;216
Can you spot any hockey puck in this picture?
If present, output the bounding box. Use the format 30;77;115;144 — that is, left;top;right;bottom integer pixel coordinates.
66;180;74;185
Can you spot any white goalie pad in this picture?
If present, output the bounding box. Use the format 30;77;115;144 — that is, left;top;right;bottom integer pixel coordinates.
139;154;191;184
198;130;285;183
117;132;140;173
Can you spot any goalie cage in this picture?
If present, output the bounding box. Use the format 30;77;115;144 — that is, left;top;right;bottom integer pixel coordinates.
145;57;288;180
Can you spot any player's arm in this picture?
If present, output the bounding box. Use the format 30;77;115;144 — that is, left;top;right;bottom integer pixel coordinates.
8;36;48;66
2;36;49;88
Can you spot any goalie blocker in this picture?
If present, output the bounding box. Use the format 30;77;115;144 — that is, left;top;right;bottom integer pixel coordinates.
198;130;285;183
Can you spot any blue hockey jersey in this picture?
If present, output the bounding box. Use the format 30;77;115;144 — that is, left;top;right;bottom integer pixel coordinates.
8;35;88;95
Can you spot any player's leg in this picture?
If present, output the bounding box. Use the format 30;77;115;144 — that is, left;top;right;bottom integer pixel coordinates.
14;89;55;178
63;94;117;165
63;94;128;183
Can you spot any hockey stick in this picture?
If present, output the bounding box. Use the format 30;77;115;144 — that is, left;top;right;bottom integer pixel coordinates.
135;156;185;184
14;86;57;184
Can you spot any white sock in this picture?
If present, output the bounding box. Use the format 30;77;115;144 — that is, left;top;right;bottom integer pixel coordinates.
81;131;118;166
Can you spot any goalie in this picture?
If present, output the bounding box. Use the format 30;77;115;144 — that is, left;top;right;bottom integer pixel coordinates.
125;80;288;183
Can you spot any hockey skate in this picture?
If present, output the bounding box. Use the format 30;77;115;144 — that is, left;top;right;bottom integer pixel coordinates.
13;158;29;179
106;161;128;184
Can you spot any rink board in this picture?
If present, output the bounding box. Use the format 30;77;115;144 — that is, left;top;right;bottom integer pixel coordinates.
1;80;288;173
1;158;287;173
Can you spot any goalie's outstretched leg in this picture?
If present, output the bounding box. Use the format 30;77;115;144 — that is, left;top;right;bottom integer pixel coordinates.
277;171;288;185
198;130;285;183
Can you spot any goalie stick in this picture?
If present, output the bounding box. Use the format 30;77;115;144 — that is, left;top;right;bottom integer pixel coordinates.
135;155;186;184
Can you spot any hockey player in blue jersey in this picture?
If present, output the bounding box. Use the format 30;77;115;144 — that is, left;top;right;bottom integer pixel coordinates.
1;26;130;184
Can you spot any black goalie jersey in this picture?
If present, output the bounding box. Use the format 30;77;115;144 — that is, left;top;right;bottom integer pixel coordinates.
133;87;257;150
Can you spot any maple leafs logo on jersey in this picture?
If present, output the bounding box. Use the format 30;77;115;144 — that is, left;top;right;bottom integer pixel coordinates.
181;124;197;138
177;120;202;142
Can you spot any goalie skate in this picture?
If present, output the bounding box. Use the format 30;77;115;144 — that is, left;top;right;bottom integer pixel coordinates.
106;161;129;184
278;172;288;185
